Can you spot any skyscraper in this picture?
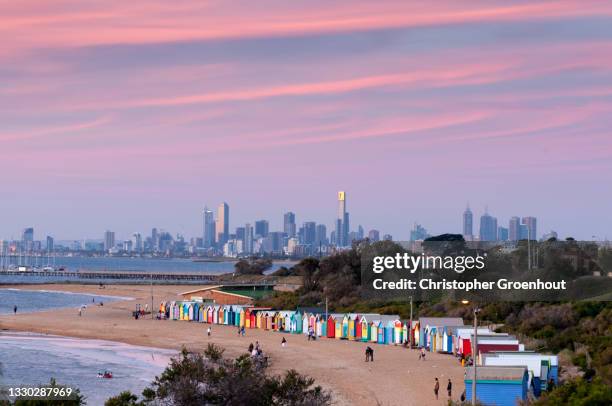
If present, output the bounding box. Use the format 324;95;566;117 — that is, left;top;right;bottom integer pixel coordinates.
216;202;229;245
255;220;269;238
410;223;429;241
521;217;537;241
479;210;498;241
336;191;348;246
151;228;159;251
497;227;509;241
283;212;296;238
244;223;253;254
132;232;143;252
104;230;115;251
463;205;473;239
22;227;34;242
302;222;316;245
203;207;215;248
509;217;521;241
46;236;54;252
315;224;327;246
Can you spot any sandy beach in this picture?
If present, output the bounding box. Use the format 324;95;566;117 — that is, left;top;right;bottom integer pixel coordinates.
0;284;466;405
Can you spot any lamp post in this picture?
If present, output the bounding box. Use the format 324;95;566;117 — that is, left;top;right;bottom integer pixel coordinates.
462;301;480;404
527;225;531;271
409;295;413;348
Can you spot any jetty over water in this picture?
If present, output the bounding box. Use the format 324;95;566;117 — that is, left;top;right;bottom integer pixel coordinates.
0;270;276;287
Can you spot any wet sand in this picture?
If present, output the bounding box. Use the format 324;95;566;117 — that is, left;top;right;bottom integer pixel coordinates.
0;284;466;405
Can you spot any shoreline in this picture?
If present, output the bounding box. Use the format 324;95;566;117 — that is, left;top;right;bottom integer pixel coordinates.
0;283;465;406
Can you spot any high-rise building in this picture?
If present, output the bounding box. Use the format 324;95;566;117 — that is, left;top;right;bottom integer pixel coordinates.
203;207;215;248
479;211;498;241
368;229;380;242
315;224;327;246
104;230;115;251
46;236;54;252
244;223;253;254
302;222;316;245
22;227;34;242
216;202;229;245
410;223;429;241
509;217;521;241
519;224;529;240
521;217;537;241
357;225;364;240
283;212;296;238
336;191;348;246
269;232;285;253
343;212;350;246
132;233;143;252
151;228;159;251
463;205;473;239
497;227;509;241
255;220;269;238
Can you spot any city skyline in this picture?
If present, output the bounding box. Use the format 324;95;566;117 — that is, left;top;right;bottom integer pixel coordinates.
2;1;611;240
0;195;596;244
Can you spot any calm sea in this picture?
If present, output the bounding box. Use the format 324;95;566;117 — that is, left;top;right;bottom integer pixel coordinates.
0;289;128;314
0;332;175;405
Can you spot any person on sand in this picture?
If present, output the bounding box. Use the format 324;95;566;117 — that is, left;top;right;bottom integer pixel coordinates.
460;390;466;402
248;343;254;353
434;378;439;400
207;327;211;337
420;347;426;361
78;308;82;317
365;346;374;362
447;378;452;398
281;337;287;347
13;305;17;314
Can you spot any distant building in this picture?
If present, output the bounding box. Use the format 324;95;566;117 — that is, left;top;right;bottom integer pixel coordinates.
509;217;521;241
521;217;537;241
244;223;253;254
410;223;429;241
255;220;269;238
519;224;529;240
203;207;215;248
368;229;380;242
542;230;558;241
383;234;393;241
45;236;54;252
269;232;285;254
104;230;115;251
463;205;473;239
283;212;296;238
215;202;229;245
357;225;364;240
315;224;327;246
336;191;348;247
132;233;143;252
151;228;159;251
479;211;498;241
497;226;509;241
302;222;316;245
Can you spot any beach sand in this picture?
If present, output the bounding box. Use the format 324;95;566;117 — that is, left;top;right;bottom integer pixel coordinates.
0;284;466;406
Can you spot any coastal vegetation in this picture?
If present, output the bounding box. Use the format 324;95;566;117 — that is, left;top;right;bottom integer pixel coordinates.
104;344;331;406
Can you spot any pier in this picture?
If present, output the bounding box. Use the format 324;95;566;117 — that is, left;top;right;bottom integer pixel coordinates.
0;270;276;287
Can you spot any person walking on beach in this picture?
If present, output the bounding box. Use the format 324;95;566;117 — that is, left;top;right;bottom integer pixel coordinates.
447;378;452;399
434;378;439;400
365;346;374;362
207;327;211;337
420;347;426;361
281;337;287;347
13;305;17;314
248;343;254;353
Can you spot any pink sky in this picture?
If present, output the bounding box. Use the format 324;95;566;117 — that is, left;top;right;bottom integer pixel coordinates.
1;0;611;240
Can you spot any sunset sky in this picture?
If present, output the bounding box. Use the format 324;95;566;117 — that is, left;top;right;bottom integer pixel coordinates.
1;0;611;241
